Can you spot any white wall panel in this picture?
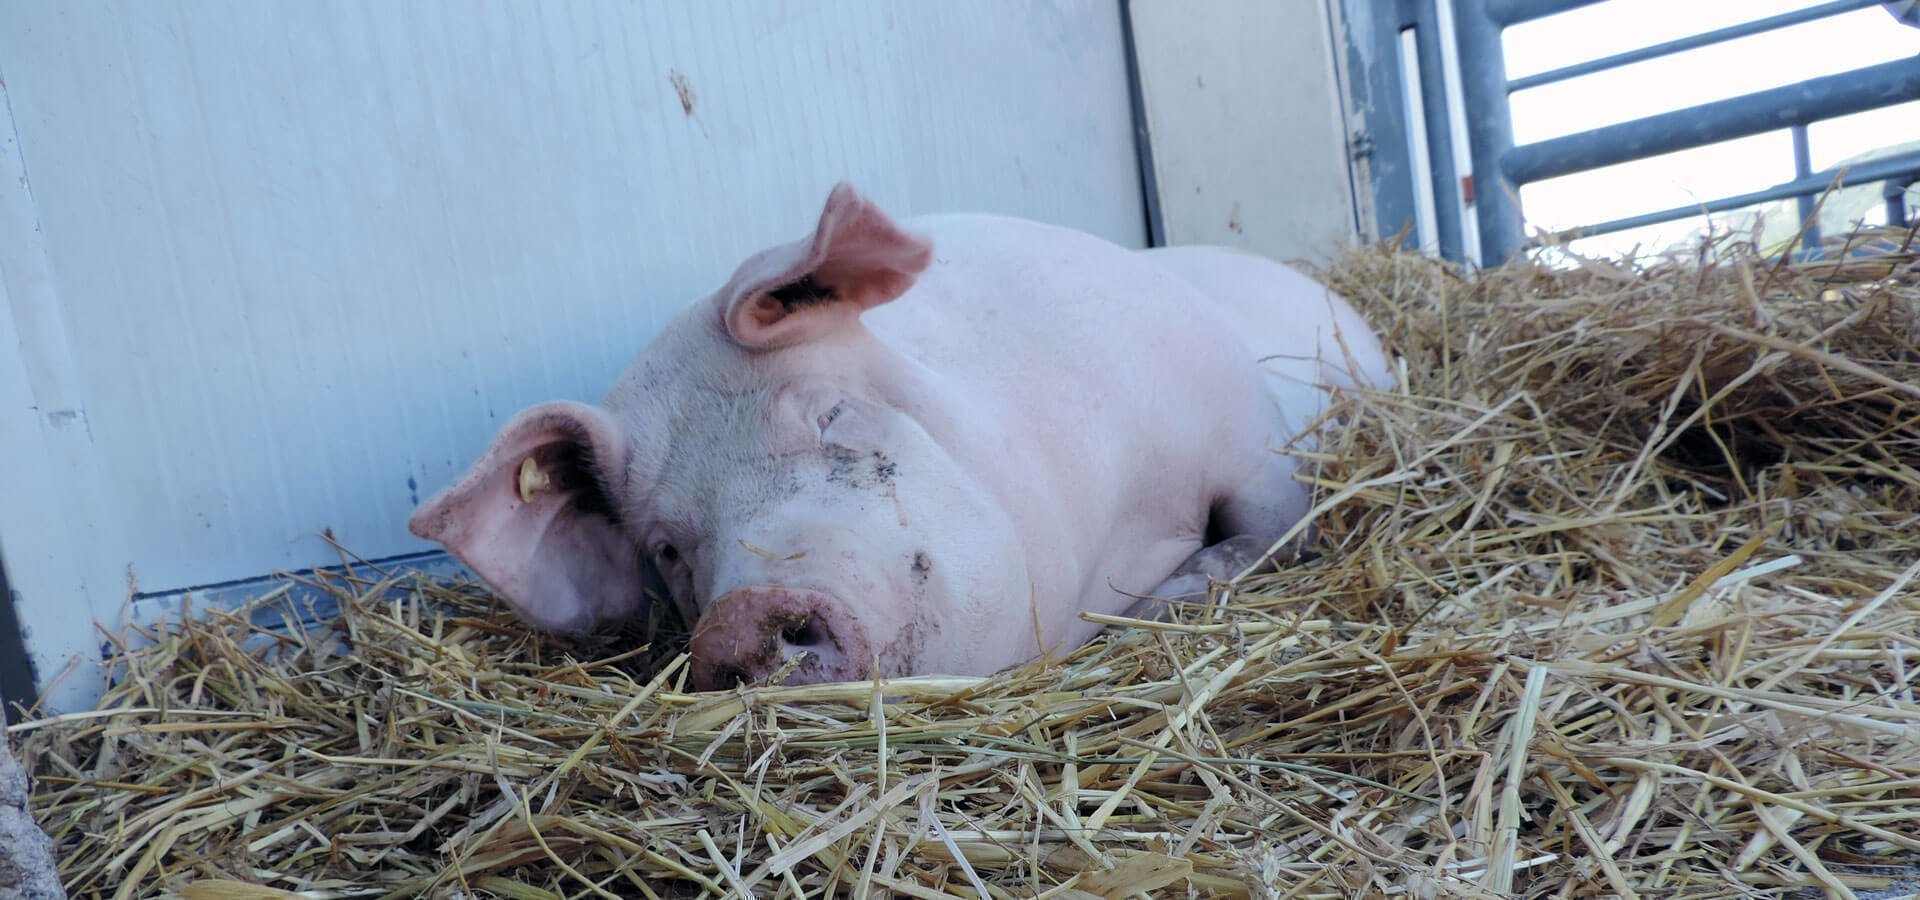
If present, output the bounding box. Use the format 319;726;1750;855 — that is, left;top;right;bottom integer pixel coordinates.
1130;0;1359;262
0;0;1144;710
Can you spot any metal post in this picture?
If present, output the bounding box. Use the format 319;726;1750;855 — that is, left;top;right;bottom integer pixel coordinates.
1117;0;1166;248
1791;124;1821;257
1410;1;1465;260
1890;178;1915;228
1455;0;1525;263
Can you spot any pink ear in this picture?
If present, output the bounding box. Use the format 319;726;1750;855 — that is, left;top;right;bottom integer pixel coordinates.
719;182;933;349
408;401;645;632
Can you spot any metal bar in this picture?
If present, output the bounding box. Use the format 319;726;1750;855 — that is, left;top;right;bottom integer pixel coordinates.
1484;0;1605;27
1409;4;1465;259
1890;178;1915;228
1791;125;1821;255
1433;0;1484;264
1539;149;1920;242
1456;0;1527;262
1398;28;1443;252
1116;0;1166;248
1503;56;1920;186
1508;0;1885;91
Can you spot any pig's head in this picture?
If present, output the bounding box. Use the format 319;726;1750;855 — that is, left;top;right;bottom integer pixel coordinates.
410;183;1028;690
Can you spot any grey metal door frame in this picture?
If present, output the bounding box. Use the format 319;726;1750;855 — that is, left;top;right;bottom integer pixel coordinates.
1339;0;1470;261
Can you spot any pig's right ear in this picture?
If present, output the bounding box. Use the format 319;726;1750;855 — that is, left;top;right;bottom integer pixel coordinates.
718;182;933;350
408;401;645;632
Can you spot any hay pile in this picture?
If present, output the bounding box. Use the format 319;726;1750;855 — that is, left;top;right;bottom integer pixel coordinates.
12;228;1920;898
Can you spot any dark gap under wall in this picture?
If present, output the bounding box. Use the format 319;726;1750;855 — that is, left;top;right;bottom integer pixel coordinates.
0;556;37;725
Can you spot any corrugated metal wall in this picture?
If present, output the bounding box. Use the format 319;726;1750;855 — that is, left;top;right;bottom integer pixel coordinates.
0;0;1147;711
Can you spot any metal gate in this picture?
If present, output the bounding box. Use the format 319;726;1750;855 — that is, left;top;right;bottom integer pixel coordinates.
1344;0;1920;264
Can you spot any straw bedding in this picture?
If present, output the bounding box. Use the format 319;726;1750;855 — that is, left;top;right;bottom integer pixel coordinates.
11;227;1920;898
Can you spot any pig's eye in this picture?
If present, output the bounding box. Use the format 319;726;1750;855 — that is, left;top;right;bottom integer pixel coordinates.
816;402;847;433
658;544;680;564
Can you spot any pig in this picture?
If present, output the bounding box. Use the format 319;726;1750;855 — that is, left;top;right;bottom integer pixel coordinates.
408;183;1389;691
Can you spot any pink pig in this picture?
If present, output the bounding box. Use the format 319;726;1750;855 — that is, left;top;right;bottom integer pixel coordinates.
409;183;1388;690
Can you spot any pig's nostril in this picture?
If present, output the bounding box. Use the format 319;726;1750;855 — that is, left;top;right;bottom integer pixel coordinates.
780;617;825;648
712;666;750;689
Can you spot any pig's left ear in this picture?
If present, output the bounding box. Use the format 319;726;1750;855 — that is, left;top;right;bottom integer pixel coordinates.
719;182;933;350
408;401;646;633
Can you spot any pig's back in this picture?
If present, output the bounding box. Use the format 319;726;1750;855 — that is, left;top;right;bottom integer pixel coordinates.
868;213;1244;375
866;215;1385;400
1140;245;1392;397
857;213;1323;638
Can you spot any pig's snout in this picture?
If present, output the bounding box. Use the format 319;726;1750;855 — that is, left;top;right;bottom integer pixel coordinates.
686;588;871;691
